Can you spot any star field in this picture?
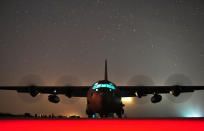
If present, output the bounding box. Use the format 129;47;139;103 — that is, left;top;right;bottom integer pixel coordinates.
0;0;204;117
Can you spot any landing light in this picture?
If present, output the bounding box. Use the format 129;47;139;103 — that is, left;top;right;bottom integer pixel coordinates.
122;97;133;103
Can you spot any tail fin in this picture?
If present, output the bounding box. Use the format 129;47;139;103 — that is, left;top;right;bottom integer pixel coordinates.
105;59;108;81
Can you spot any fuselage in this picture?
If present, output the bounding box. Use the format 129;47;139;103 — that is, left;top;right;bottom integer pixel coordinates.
86;80;124;117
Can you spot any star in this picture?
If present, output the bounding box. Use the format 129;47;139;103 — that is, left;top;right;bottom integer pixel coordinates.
132;28;136;32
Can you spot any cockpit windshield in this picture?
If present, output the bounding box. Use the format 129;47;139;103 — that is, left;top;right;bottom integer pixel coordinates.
92;82;116;90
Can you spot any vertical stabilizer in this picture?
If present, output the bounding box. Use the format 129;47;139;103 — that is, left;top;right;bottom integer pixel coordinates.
105;59;108;81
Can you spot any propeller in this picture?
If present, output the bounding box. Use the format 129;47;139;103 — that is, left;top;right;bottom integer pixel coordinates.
55;75;83;104
126;75;154;105
18;74;44;103
164;73;192;103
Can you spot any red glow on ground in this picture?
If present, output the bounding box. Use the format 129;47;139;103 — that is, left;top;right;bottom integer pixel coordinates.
0;119;204;131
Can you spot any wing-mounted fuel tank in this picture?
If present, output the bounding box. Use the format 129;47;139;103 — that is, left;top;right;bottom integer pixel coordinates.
48;94;60;103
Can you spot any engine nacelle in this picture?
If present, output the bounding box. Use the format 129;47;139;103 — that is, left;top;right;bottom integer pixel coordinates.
48;95;60;103
29;86;39;97
170;87;181;97
151;94;162;103
30;90;39;97
65;90;72;98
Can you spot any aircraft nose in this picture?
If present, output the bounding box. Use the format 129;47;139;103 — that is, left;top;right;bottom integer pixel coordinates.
101;93;113;104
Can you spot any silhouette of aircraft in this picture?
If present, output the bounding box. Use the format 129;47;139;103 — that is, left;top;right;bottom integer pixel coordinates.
0;60;204;118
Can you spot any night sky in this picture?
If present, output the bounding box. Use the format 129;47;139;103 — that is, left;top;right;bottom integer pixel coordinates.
0;0;204;118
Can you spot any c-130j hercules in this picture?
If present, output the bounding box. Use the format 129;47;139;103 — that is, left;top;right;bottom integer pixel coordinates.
1;60;204;118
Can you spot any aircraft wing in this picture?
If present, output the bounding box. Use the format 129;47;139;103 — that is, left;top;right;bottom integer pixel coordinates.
0;86;90;97
118;86;204;97
1;85;204;98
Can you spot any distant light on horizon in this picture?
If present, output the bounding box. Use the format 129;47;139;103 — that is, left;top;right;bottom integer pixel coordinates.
182;108;203;117
66;113;81;117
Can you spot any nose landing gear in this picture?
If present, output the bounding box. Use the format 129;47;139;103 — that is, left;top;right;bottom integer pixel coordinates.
116;109;124;118
87;109;124;118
